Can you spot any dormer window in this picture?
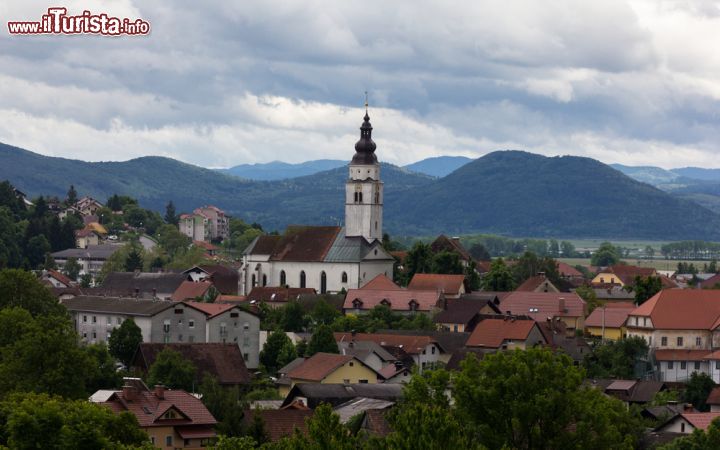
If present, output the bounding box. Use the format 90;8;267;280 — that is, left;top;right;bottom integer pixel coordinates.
353;299;363;309
409;299;418;312
380;299;391;307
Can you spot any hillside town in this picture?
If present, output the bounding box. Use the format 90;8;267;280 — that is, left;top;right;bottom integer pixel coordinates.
2;108;720;450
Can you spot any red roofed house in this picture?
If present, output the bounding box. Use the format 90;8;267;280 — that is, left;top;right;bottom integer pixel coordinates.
99;378;217;449
430;235;472;266
465;317;546;351
334;332;443;373
591;264;657;288
408;273;466;299
557;262;584;279
343;275;442;315
655;411;720;435
499;291;586;334
242;406;313;442
41;269;74;288
179;206;229;243
75;226;100;248
625;289;720;382
584;302;635;340
279;352;381;397
515;275;559;293
171;281;218;302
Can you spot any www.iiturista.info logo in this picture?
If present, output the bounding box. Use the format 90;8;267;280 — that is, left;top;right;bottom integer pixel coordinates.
8;8;150;36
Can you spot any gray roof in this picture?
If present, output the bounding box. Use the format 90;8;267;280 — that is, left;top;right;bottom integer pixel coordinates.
593;287;635;300
282;383;404;408
333;397;395;423
324;229;393;262
338;341;396;362
99;272;188;297
278;357;306;376
61;296;174;316
51;244;122;260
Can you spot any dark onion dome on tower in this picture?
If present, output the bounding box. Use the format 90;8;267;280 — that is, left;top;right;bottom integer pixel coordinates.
352;110;378;165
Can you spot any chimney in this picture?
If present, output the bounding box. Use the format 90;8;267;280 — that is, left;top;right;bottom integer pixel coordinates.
394;361;404;369
559;297;566;314
537;271;546;278
122;384;137;402
684;403;694;412
154;384;165;400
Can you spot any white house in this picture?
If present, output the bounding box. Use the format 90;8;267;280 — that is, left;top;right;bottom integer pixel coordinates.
240;108;395;295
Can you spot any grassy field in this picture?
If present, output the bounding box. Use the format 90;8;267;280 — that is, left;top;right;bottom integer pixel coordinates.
558;258;711;271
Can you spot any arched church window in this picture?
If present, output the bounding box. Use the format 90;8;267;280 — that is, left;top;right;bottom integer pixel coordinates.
300;271;306;288
358;192;363;203
341;272;348;283
262;274;267;287
320;271;327;294
251;274;256;287
280;270;286;287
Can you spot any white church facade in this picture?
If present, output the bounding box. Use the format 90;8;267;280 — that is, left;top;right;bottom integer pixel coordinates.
240;106;395;295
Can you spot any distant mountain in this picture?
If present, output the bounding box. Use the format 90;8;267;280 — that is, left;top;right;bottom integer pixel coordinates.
220;159;346;180
610;164;680;185
2;143;719;239
386;151;720;239
403;156;472;178
670;167;720;182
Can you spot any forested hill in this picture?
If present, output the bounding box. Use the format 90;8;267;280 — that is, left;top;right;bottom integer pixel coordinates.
2;142;720;239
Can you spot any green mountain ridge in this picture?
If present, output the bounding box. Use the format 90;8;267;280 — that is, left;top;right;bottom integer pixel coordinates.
1;142;719;239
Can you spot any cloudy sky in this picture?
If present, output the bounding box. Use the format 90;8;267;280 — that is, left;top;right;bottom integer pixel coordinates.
1;0;719;168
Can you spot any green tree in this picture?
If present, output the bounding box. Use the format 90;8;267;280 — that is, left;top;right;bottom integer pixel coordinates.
431;250;464;274
165;200;178;225
260;330;296;375
480;258;516;291
124;246;144;272
63;256;82;281
212;436;257;450
198;375;244;437
469;243;491;261
108;318;143;367
281;301;306;332
147;348;197;391
275;403;358;449
404;242;433;281
25;235;51;269
591;242;621;267
575;285;604;314
310;298;340;326
583;336;649;379
79;273;92;288
645;245;655;259
561;241;577;257
84;343;122;393
684;372;716;412
630;275;663;305
66;184;78;205
464;259;481;291
0;268;66;317
156;224;191;258
306;324;339;357
454;349;641;450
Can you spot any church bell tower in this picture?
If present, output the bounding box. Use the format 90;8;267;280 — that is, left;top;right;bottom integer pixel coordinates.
345;97;383;242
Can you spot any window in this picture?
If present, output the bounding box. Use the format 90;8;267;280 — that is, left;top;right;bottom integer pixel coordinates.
251;274;256;287
244;353;249;361
643;317;646;326
243;336;249;347
320;271;327;294
83;315;87;323
661;337;667;346
668;361;674;369
300;271;306;288
431;346;436;355
220;322;227;337
280;270;286;286
716;361;720;370
349;362;354;367
262;274;267;287
92;331;96;339
185;439;191;447
188;335;194;343
230;312;239;318
358;192;363;203
244;322;249;330
189;320;194;329
681;361;687;370
166;436;173;447
359;379;369;384
681;423;685;433
150;437;155;445
178;334;183;342
92;316;97;323
341;272;348;283
174;308;183;314
343;379;350;384
694;361;701;370
117;317;122;324
697;337;702;346
678;337;684;347
82;332;87;339
178;319;183;325
163;319;170;333
107;316;112;324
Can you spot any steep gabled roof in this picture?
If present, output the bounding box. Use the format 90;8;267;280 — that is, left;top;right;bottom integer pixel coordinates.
433;299;485;325
557;262;583;278
430;235;471;261
269;226;341;262
465;318;539;348
500;291;585;320
103;386;216;428
183;301;236;319
333;332;439;355
61;296;174;316
170;281;213;301
606;265;657;285
408;274;465;295
247;287;316;302
585;303;635;328
629;289;720;330
286;353;356;382
99;272;188;297
515;276;558;292
242;409;313;442
343;288;441;312
361;274;400;290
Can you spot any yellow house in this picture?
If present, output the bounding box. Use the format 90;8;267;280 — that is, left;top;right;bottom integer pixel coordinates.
278;353;380;398
591;265;657;287
584;303;635;340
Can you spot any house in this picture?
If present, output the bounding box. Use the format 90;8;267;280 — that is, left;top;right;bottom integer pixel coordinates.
361;274;400;290
433;295;503;333
98;272;188;299
699;273;720;290
706;386;720;412
98;378;217;448
465;317;546;351
584;302;635;340
591;379;666;406
591;264;657;287
179;205;229;243
557;262;584;280
594;286;636;303
430;235;472;266
183;265;239;295
132;343;251;386
241;406;313;442
246;286;317;308
625;289;720;382
193;241;220;257
170;281;218;302
279;352;381;397
333;397;395;424
642;403;695;422
515;275;560;293
51;244;123;278
281;383;404;409
41;269;74;288
337;340;398;373
407;273;466;299
377;363;412;384
655;411;720;434
334;332;444;372
343;287;442;316
75;196;104;217
75;227;100;248
498;291;586;334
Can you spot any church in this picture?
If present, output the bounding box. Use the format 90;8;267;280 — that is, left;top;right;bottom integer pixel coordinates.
239;105;396;295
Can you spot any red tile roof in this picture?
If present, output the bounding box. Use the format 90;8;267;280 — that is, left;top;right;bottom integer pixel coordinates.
268;226;341;262
557;262;583;278
47;269;73;287
515;276;556;292
682;412;720;430
171;281;213;301
184;301;235;318
287;353;354;381
334;332;437;355
654;349;710;362
247;287;316;302
607;265;657;285
242;409;313;442
629;289;720;330
361;274;400;290
465;318;538;348
248;235;282;255
500;291;585;320
343;288;441;312
700;273;720;289
706;386;720;405
585;303;635;328
193;241;219;251
408;274;465;295
430;235;471;261
103;384;216;429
